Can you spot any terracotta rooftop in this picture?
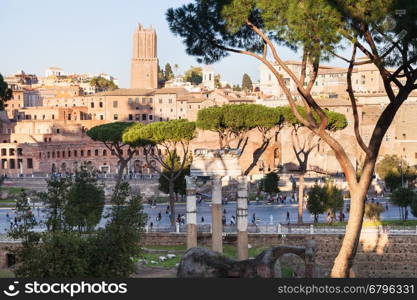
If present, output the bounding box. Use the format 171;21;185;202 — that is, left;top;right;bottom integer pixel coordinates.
96;88;156;96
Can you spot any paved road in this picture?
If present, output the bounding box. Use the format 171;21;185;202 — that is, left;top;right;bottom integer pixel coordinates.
0;198;414;233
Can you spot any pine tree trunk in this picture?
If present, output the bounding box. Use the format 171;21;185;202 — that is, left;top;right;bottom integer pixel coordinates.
116;160;127;187
297;172;305;224
330;188;366;277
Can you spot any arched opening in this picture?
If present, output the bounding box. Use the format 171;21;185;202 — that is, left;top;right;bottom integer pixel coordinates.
273;253;305;278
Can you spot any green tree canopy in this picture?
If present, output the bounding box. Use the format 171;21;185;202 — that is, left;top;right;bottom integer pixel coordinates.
89;182;147;277
159;154;191;196
87;122;152;189
241;73;253;91
306;181;344;218
123;119;196;225
282;106;347;131
9;180;146;278
64;168;105;232
376;155;417;190
390;187;417;220
307;184;327;220
260;172;280;195
184;66;202;85
376;155;408;179
164;63;175;81
89;76;118;92
0;74;12;110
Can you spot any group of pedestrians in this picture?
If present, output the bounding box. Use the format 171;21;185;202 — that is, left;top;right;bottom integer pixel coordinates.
254;193;298;205
222;209;236;225
5;212;35;230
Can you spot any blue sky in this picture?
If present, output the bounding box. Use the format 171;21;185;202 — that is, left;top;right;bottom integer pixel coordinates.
0;0;339;88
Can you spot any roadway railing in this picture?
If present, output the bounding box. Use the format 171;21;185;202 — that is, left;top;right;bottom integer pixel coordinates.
143;223;417;235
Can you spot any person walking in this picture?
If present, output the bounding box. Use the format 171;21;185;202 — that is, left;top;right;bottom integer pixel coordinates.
251;213;256;225
286;211;290;223
222;215;226;226
230;215;236;225
201;216;205;223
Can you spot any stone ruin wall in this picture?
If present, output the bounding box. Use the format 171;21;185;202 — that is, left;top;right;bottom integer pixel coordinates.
140;232;417;278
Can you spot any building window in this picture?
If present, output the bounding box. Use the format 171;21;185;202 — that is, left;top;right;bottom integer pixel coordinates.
113;114;118;120
142;98;146;104
74;150;77;157
27;158;33;169
103;150;107;156
149;98;153;103
159;99;162;104
113;101;118;108
135;97;140;104
149;115;153;121
91;102;94;108
169;99;173;104
100;115;104;120
142;114;147;121
95;149;99;156
9;159;15;169
128;98;133;104
68;151;71;158
129;114;133;121
135;114;140;120
99;102;103;108
87;150;91;156
56;129;60;134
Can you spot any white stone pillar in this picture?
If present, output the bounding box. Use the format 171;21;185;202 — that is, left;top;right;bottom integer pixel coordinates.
185;176;197;249
237;176;248;260
211;175;223;253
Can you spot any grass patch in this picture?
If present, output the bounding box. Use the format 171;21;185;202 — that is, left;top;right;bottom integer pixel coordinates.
137;253;182;268
138;245;269;269
144;245;186;251
0;269;15;278
380;220;417;226
1;187;26;195
281;266;294;278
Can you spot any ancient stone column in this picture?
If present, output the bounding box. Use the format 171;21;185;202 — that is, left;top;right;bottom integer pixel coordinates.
211;176;223;253
237;176;249;260
185;176;197;249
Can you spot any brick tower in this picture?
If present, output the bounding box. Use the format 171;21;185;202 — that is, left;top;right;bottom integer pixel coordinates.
130;24;158;89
